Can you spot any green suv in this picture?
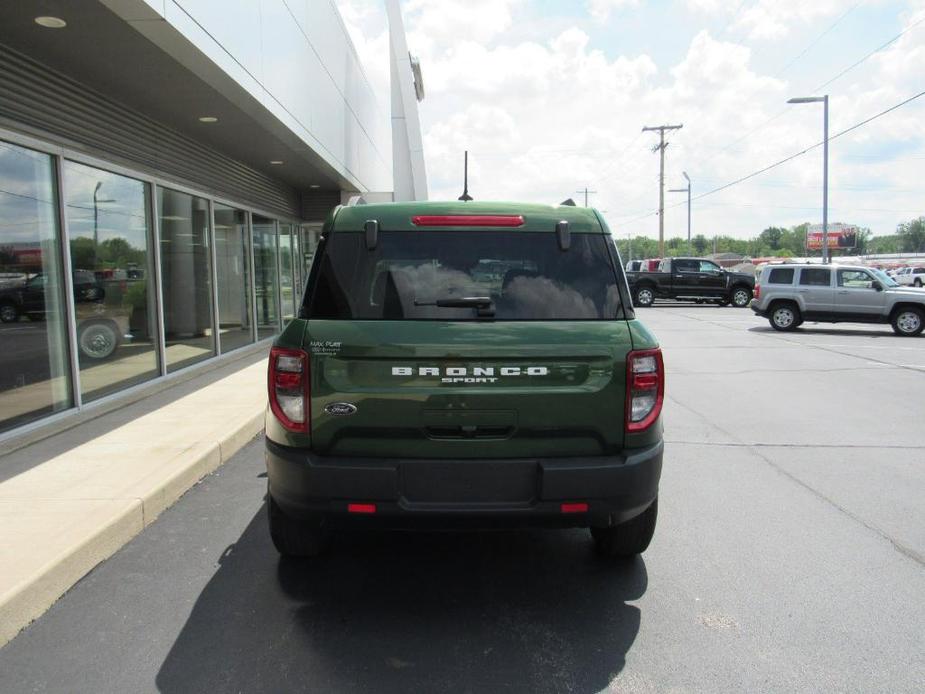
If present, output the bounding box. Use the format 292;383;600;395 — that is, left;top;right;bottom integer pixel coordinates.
265;201;664;558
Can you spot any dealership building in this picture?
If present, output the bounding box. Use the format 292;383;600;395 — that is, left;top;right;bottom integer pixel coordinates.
0;0;425;439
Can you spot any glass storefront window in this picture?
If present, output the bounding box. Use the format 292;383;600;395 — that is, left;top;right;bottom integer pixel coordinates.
252;215;279;339
214;205;253;352
300;223;322;280
63;161;158;401
0;141;71;432
278;223;295;323
157;188;215;372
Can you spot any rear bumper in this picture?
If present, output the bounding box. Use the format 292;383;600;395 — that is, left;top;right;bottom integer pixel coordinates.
266;439;663;529
751;300;768;317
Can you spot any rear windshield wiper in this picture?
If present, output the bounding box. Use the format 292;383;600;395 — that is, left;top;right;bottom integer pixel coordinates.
414;296;495;317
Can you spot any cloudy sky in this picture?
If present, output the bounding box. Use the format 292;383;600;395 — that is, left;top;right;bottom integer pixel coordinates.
338;0;925;240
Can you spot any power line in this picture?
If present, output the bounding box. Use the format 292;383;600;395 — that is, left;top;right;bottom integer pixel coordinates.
693;11;924;171
815;13;925;91
617;88;925;226
695;88;925;203
773;1;864;78
590;131;644;185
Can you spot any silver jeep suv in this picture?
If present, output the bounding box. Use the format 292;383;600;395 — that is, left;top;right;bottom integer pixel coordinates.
751;263;925;336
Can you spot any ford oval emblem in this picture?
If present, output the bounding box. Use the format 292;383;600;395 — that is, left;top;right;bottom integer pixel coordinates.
324;402;357;416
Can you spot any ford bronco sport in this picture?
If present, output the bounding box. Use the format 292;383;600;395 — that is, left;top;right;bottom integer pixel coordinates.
265;202;664;558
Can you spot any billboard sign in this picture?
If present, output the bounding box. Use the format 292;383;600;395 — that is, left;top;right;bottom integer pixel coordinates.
806;224;858;250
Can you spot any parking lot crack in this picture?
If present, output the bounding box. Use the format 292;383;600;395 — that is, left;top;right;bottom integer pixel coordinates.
666;393;925;569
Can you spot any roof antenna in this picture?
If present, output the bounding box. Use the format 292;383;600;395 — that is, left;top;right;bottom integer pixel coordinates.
458;150;473;201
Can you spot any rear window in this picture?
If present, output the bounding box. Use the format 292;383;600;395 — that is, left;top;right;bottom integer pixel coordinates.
306;231;623;320
767;267;794;284
799;268;831;286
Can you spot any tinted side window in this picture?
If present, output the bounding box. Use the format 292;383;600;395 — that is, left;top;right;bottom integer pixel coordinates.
799;268;831;286
767;268;794;284
674;259;698;272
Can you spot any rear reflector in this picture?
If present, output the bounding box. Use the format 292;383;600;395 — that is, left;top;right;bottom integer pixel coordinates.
561;502;589;514
347;503;377;514
411;214;525;227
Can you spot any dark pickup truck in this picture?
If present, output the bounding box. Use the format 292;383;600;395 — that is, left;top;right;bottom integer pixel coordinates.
627;257;755;308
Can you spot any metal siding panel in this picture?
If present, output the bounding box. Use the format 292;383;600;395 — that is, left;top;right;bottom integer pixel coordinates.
0;43;300;219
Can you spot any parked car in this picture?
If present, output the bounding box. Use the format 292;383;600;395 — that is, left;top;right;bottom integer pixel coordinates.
895;266;925;288
626;256;755;307
264;202;664;559
0;270;124;359
0;269;105;323
751;263;925;336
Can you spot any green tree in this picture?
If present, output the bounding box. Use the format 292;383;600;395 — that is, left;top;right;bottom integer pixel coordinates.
758;226;785;251
692;234;708;255
69;237;96;270
898;217;925;252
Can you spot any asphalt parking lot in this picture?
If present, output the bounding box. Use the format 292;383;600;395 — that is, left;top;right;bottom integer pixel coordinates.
1;304;923;693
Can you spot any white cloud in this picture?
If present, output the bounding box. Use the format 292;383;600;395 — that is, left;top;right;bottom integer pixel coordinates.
685;0;849;40
586;0;640;23
336;0;925;239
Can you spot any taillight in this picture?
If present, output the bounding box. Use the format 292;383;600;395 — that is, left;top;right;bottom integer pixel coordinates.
268;347;309;432
754;284;761;299
626;348;664;433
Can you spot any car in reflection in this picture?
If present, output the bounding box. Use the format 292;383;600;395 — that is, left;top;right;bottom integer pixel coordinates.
0;270;128;360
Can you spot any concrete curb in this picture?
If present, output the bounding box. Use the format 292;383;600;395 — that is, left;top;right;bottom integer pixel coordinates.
0;410;265;647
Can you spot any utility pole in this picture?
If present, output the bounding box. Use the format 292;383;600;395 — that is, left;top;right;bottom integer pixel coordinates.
575;187;597;208
642;124;683;258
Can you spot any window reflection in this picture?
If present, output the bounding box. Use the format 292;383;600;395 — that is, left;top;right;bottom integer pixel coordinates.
214;205;253;352
0;141;71;432
253;215;279;338
63;161;158;401
278;223;295;322
157;188;215;371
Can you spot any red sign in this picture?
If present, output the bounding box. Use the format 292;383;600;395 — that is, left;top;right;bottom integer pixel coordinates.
806;227;858;250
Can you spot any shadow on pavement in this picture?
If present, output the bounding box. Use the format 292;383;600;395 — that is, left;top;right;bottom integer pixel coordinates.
747;325;899;338
643;303;730;310
156;502;647;694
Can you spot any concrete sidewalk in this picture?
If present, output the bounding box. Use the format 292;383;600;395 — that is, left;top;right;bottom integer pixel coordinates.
0;353;268;646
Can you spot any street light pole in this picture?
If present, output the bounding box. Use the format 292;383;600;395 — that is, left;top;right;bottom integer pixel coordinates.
788;95;830;263
669;171;692;255
823;95;829;264
92;182;115;267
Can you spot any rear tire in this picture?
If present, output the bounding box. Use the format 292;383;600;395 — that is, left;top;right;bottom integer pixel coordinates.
915;278;922;287
634;285;655;308
891;307;924;336
769;302;800;331
0;301;19;323
730;287;753;308
268;494;331;557
591;498;657;558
